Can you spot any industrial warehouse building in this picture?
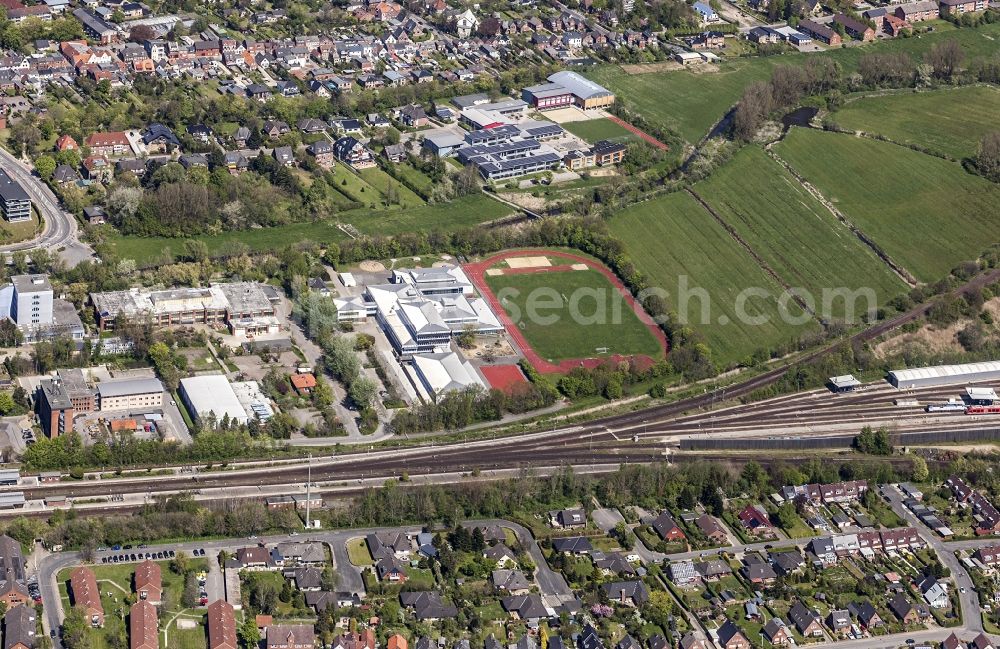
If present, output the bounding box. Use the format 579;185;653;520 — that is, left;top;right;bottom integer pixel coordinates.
179;375;249;425
888;361;1000;389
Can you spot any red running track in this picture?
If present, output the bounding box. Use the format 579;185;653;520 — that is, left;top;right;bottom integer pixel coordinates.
465;249;669;374
606;115;669;151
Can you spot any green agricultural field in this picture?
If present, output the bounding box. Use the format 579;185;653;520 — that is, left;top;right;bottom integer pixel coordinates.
562;118;638;144
695;145;906;321
609;191;818;364
775;128;1000;282
107;194;513;264
485;268;664;363
830;86;1000;160
586;21;1000;145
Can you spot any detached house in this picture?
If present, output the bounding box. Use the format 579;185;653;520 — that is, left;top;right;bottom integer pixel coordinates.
334;136;375;169
308;140;335;169
651;512;685;542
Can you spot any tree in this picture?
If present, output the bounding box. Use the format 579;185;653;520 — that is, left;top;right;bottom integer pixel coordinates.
0;392;15;415
128;24;155;42
912;455;929;482
457;324;476;349
238;613;261;649
34;155;56;180
732;80;773;142
854;425;893;455
976;132;1000;182
349;377;378;409
925;39;964;80
61;607;92;649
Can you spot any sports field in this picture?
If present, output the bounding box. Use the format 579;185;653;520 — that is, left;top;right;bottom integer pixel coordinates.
830;86;1000;160
695;145;906;321
586;21;1000;145
485;267;664;364
775;128;1000;283
562;118;639;144
609;191;818;364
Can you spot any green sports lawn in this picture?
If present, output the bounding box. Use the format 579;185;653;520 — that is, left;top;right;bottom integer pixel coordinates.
608;191;818;364
774;128;1000;282
484;268;663;363
562;118;639;144
830;86;1000;160
695;145;906;321
586;21;1000;145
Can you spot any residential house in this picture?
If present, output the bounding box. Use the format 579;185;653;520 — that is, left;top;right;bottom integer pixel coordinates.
500;594;548;622
763;618;791;647
940;0;985;14
737;505;775;538
826;609;851;637
263;120;290;138
853;601;884;630
551;537;593;555
207;600;238;649
84;131;130;156
70;567;104;627
483;544;517;568
696;515;728;544
889;593;924;624
399;591;459;620
375;556;407;582
919;575;950;609
383;143;407;163
601;580;649;607
3;605;35;649
717;621;750;649
788;601;824;637
491;569;530;595
308;140;335;169
134;560;162;604
266;625;315;649
334;136;375;168
142;123;179;153
833;13;875;41
668;560;698;587
797;19;842;45
129;600;158;649
552;509;587;529
273;145;295;166
651;512;685;542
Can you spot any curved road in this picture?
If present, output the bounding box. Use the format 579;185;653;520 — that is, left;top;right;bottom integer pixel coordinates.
0;147;93;263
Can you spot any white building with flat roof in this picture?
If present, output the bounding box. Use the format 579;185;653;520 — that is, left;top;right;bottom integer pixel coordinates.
412;351;486;398
179;375;249;425
97;377;164;411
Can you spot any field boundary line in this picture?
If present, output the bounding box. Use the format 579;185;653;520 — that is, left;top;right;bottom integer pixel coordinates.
606;115;669;150
763;144;918;288
684;188;818;320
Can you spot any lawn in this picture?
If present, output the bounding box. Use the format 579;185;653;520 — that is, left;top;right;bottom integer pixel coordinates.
775;128;1000;282
562;118;639;144
585;21;1000;145
484;267;664;363
107;193;514;265
358;166;426;208
329;164;383;205
694;145;906;322
346;537;373;566
608;190;818;364
830;86;1000;160
0;213;40;245
392;163;435;195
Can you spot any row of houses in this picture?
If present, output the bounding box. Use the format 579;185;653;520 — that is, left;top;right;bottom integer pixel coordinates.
947;475;1000;535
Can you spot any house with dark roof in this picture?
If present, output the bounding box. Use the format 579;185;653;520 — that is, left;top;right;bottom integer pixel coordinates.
717;620;749;649
762;618;790;647
375;556;407;582
577;625;604;649
551;537;592;555
334;136;375;168
492;569;530;594
399;591;459;620
788;601;824;637
651;512;685;542
273;145;295;166
601;580;649;607
696;515;728;544
3;604;35;649
551;508;587;529
142;123;179;153
483;543;517;567
501;594;548;622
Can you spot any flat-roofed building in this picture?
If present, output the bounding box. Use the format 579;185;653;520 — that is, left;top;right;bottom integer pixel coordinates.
36;377;74;438
179;375;249;425
0;170;30;223
97;377;164;411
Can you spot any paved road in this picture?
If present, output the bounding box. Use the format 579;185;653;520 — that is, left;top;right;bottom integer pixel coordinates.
38;518;577;647
882;484;986;638
0;147;93;264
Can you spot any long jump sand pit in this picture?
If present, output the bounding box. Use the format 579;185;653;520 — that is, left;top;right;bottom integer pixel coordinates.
505;255;551;269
